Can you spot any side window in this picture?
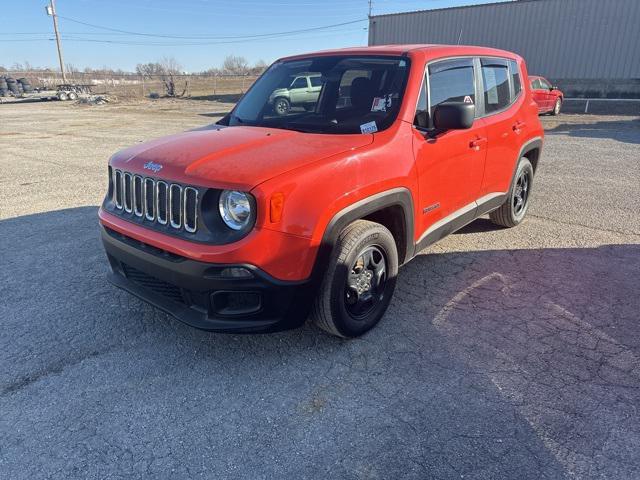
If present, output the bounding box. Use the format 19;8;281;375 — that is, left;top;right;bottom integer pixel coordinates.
538;78;551;90
509;60;522;99
481;58;510;113
309;76;322;87
531;78;542;90
290;77;308;89
427;58;476;121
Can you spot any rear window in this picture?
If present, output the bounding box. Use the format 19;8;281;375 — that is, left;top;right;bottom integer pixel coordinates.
481;58;510;113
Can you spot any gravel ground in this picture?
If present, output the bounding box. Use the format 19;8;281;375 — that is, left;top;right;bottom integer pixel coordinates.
1;100;639;479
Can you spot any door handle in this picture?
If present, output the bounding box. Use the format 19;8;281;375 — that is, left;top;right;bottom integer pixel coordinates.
469;137;487;150
513;121;526;131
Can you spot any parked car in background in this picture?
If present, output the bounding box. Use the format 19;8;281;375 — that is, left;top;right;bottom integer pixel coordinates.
529;75;563;115
268;73;322;115
100;45;544;338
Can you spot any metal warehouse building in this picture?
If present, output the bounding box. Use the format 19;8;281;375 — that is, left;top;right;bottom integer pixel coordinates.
368;0;640;97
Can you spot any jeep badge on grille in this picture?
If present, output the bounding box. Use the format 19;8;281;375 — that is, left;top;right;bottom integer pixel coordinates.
143;161;163;173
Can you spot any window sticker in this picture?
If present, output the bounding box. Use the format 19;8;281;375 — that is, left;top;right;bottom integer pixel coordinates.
371;95;392;112
464;95;474;104
371;97;387;112
360;121;378;134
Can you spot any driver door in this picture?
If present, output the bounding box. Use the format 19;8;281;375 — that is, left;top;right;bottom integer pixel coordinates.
289;76;310;104
412;58;487;242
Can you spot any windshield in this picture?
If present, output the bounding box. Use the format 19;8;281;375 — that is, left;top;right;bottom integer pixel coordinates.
219;55;410;134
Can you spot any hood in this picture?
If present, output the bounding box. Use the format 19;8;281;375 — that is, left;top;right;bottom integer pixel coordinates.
110;125;373;190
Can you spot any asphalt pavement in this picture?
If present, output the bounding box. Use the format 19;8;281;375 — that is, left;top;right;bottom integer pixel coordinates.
1;101;639;479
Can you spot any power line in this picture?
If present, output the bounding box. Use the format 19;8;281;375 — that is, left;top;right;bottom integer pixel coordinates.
56;15;368;40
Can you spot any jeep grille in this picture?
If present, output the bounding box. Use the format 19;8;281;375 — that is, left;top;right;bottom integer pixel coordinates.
110;168;198;233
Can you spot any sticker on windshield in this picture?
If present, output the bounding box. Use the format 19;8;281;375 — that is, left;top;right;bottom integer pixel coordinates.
360;121;378;134
464;95;474;104
371;95;392;112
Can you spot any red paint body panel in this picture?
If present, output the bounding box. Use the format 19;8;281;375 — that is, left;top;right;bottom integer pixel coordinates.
100;45;544;282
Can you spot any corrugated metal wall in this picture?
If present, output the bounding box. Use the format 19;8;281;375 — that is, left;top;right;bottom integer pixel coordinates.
369;0;640;79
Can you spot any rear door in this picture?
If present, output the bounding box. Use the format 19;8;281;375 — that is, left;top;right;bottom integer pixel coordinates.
477;57;524;198
412;57;487;238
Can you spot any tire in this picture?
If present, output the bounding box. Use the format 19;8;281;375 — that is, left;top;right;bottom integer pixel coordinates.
551;98;562;116
311;220;398;338
489;157;534;228
57;92;68;101
273;97;290;116
68;91;78;100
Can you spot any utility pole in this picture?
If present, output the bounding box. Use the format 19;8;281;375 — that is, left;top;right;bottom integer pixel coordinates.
367;0;374;45
46;0;67;83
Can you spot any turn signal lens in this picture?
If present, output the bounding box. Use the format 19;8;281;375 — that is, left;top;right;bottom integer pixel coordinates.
270;192;285;223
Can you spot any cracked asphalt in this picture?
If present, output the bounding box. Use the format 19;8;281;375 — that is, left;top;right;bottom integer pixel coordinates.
1;100;639;479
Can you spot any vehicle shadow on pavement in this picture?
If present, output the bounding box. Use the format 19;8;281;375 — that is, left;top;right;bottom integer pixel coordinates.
546;118;640;144
1;206;639;479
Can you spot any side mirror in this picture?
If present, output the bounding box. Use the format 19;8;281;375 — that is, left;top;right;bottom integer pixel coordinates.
433;102;475;131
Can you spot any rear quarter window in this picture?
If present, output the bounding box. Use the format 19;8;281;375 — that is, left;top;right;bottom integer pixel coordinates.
509;60;522;98
481;58;511;114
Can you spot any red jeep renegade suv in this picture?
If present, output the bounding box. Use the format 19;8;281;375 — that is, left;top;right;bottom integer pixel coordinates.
100;45;543;338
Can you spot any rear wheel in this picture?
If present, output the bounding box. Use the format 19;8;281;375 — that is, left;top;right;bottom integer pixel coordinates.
311;220;398;338
68;91;78;100
551;98;562;115
57;92;68;101
489;157;534;228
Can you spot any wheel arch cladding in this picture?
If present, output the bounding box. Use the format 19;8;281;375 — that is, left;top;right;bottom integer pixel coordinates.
311;188;415;286
520;137;543;173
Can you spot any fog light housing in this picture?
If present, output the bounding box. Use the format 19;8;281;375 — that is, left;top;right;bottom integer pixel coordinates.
211;291;262;316
219;267;253;279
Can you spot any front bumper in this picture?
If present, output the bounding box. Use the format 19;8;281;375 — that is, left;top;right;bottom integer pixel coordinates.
101;225;313;333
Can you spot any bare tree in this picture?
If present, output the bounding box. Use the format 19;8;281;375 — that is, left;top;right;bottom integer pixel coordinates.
136;57;187;97
250;59;268;75
222;55;249;75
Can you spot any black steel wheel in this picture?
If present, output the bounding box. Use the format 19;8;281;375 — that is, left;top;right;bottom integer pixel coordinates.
311;220;398;338
489;156;534;228
344;245;388;320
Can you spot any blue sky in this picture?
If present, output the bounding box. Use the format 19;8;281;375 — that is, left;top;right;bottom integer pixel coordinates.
0;0;510;72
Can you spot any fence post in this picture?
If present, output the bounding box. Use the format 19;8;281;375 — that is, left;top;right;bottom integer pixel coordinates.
141;76;145;98
214;75;217;96
242;75;245;93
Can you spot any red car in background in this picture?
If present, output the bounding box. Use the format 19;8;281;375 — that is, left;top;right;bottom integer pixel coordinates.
529;76;563;115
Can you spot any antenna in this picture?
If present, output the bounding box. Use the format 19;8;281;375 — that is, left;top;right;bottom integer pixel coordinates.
457;27;463;45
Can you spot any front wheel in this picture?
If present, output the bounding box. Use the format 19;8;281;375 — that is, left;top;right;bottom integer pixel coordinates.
311;220;398;338
489;157;534;228
273;97;290;116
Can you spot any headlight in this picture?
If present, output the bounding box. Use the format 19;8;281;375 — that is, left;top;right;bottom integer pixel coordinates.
218;190;252;230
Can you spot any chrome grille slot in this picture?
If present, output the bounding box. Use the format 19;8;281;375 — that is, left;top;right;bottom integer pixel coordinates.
156;181;168;225
169;184;182;228
108;170;199;234
133;175;143;217
114;170;123;209
143;178;155;220
123;172;133;213
183;187;198;233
